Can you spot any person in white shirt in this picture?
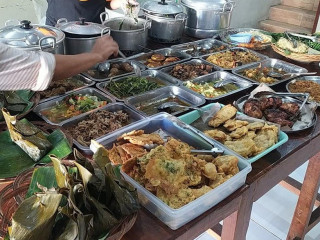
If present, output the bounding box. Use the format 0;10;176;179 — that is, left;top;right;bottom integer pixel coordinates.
0;35;118;91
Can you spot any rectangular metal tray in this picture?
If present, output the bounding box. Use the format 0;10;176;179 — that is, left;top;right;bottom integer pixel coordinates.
93;113;251;230
178;103;289;163
127;48;191;70
180;70;254;101
33;87;115;126
201;47;269;71
96;70;179;102
80;59;146;82
61;102;146;154
160;58;222;83
232;58;308;87
125;85;206;116
171;38;229;58
39;75;95;103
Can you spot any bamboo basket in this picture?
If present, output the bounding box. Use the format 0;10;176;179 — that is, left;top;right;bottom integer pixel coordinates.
272;44;320;63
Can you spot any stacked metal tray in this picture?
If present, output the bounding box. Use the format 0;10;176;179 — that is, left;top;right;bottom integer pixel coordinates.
81;58;146;82
125;85;206;116
232;58;308;87
128;48;191;70
96;70;180;101
61;102;146;154
33;87;115;126
201;47;269;71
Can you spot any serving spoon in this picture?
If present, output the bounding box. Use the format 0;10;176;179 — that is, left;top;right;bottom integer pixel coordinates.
267;71;317;79
157;102;204;114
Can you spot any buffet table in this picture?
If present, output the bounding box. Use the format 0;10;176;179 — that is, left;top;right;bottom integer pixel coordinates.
120;37;320;240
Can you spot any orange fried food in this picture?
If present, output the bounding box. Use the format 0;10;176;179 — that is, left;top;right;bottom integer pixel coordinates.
123;133;164;146
214;155;239;175
208;104;237;127
121;143;147;158
117;129;144;142
151;54;165;62
147;62;162;68
109;144;123;165
164;56;180;62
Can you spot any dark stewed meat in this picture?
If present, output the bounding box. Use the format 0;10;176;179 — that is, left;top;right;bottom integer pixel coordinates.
264;109;294;127
259;97;282;111
243;99;263;119
279;102;300;116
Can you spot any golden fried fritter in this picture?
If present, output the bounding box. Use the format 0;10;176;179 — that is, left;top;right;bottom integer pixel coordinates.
147;62;162;68
209;174;230;189
157;188;196;209
164;56;180;62
191;185;212;198
117;129;144;141
164;138;191;158
109;144;122;165
214;155;239;175
204;129;227;143
246;131;257;139
203;162;218;180
151;54;166;62
223;119;249;131
247;121;265;131
196;155;216;162
208;104;237;127
225;138;258;158
123;133;164;146
120;143;147;159
229;126;249;139
253;124;278;154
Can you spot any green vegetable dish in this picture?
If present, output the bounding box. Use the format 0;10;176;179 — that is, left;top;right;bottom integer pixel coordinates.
105;76;164;99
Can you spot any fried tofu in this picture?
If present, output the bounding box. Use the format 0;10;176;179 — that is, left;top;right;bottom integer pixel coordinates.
208;104;237;127
204;129;227;143
223;119;249;131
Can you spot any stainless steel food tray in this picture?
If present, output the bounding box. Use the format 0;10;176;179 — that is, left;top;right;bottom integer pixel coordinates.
232;58;308;87
171;38;229;58
201;47;269;71
286;76;320;107
33;87;115;126
180;71;254;101
39;75;95;104
160;58;221;83
81;59;146;82
127;48;191;70
125;86;206;116
61;102;146;154
96;70;180;102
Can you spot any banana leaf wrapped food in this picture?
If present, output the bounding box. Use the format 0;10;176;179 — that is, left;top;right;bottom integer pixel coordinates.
9;143;140;240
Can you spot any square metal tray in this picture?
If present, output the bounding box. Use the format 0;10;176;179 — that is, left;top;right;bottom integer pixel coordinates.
92;113;251;230
180;70;254;101
178;103;289;163
80;59;146;82
61;102;146;154
171;38;229;58
160;58;221;83
232;58;308;87
96;70;179;102
33;87;115;126
125;85;206;116
127;48;191;70
39;74;95;103
201;47;269;71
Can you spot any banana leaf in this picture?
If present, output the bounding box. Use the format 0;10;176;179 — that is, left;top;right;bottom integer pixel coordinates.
0;121;72;179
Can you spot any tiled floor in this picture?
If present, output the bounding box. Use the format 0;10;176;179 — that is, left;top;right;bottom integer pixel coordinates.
196;161;320;240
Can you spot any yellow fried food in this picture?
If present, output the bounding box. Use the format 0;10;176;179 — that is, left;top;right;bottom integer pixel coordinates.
229;126;248;139
246;131;257;139
203;162;218;180
208;104;237;127
223;119;249;131
253;124;278;154
209;174;232;189
123;133;164;146
204;129;227;143
247;121;265;131
192;186;212;199
109;144;123;165
151;54;165;62
225;138;258;158
157;188;196;209
214;155;239;175
165;138;191;158
117;129;144;141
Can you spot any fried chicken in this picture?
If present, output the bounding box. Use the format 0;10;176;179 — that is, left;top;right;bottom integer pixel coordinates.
208;104;237;127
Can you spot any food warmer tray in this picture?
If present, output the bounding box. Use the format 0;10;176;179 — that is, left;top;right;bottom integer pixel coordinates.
81;58;146;82
125;85;206;117
39;74;95;104
180;70;254;101
201;47;269;71
33;87;115;126
92;112;251;230
171;38;229;58
178;103;289;163
160;58;222;84
234;94;317;134
286;76;320;107
96;70;180;102
232;58;308;87
127;48;191;70
61;102;146;154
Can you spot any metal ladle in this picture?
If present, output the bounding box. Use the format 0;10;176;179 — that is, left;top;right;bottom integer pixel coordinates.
267;71;317;79
157;101;204;115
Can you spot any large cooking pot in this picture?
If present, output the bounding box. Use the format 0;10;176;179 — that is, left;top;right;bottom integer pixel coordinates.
142;0;187;43
0;20;65;54
101;12;151;52
181;0;235;38
56;18;110;55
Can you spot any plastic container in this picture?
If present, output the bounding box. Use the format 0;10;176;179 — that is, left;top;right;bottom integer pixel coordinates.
92;113;252;229
229;33;252;43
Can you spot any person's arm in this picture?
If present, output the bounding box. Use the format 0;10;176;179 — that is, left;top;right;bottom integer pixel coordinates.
109;0;138;10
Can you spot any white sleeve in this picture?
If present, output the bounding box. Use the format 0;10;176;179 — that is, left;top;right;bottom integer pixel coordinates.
0;43;56;91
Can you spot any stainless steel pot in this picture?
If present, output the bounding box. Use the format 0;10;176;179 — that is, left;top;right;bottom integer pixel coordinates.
0;20;65;54
101;13;151;51
181;0;234;38
142;0;187;43
56;18;110;55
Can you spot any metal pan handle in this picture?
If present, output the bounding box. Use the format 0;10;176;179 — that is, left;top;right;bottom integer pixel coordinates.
39;36;56;51
100;12;109;24
56;18;68;26
101;27;110;36
5;19;20;26
143;20;152;30
175;13;187;21
223;1;235;12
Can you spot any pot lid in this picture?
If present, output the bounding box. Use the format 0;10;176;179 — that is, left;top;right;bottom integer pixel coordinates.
56;18;105;35
142;0;183;15
0;20;64;48
181;0;233;11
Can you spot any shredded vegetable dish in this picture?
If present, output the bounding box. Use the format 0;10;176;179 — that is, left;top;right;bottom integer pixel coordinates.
288;80;320;103
41;94;108;123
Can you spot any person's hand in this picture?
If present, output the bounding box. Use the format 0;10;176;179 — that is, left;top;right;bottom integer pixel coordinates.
91;35;119;62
